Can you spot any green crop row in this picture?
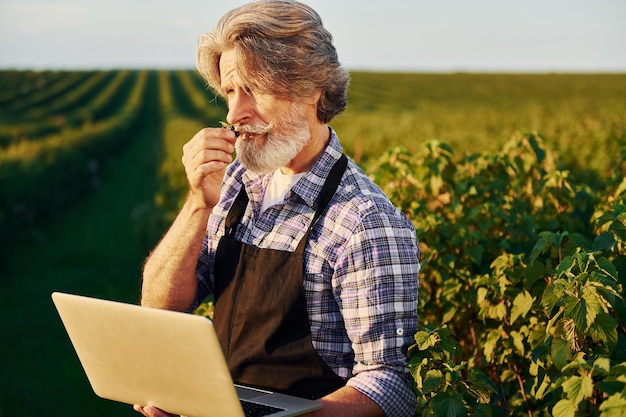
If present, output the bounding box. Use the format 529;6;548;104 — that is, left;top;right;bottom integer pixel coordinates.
0;70;150;247
0;70;73;109
13;71;117;121
164;69;226;121
136;71;226;247
0;71;136;147
4;71;93;117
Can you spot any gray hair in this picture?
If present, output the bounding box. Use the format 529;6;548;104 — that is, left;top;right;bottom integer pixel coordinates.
196;0;350;123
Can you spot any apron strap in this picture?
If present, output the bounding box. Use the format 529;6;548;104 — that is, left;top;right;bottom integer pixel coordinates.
295;154;347;253
224;184;249;237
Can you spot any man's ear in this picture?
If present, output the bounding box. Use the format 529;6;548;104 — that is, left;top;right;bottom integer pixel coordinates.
303;89;323;106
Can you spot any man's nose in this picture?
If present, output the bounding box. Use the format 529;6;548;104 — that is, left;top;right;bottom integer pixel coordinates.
226;89;254;125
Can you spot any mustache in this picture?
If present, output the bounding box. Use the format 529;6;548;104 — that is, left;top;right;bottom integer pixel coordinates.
233;123;270;136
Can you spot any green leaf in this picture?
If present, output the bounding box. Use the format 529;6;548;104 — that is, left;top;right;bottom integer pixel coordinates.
614;178;626;199
556;318;579;352
430;174;444;195
531;366;552;400
441;305;459;325
607;363;626;381
543;280;567;313
596;256;619;281
593;357;611;377
511;290;535;324
438;329;462;362
588;312;618;351
552;398;577;417
442;277;463;298
556;255;576;278
530;232;558;265
561;355;587;374
477;287;489;304
581;285;603;322
612;333;626;363
423;369;445;393
610;218;626;242
483;329;501;363
415;330;438;350
431;391;466;417
552;336;573;370
565;295;592;333
466;368;498;404
546;306;565;342
511;331;525;356
593;231;616;252
599;391;626;417
528;132;547;163
488;302;508;321
410;357;427;390
562;375;594;406
529;327;547;350
522;259;547;288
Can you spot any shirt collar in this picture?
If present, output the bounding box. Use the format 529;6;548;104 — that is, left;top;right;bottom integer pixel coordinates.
290;128;344;208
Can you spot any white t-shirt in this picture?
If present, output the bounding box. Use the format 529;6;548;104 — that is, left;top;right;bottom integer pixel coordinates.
261;168;306;213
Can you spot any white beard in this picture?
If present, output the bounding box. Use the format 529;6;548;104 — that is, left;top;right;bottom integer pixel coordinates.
235;104;311;174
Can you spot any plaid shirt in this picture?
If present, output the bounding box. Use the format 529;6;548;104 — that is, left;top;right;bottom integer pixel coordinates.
194;130;420;417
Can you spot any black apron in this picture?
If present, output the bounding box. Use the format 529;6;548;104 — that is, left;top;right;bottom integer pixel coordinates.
212;155;348;400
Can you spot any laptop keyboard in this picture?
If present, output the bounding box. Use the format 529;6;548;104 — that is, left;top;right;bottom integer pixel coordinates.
240;399;285;417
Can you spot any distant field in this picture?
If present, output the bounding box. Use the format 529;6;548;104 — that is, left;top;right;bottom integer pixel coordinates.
2;69;624;245
2;70;625;168
0;70;625;417
336;72;625;177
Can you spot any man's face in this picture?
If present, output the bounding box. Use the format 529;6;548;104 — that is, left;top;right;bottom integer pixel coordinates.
220;48;313;174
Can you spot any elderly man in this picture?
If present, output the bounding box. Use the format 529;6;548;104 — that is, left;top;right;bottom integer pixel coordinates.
135;1;419;416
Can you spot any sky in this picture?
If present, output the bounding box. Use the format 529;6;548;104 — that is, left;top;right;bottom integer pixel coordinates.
0;0;625;72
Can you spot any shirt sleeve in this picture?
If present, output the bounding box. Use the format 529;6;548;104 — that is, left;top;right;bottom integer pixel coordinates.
334;208;420;417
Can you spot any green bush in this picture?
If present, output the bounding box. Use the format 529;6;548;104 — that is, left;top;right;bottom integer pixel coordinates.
366;133;625;416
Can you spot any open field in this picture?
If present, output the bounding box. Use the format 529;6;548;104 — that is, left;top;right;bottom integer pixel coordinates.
2;70;623;247
1;70;624;416
336;72;625;179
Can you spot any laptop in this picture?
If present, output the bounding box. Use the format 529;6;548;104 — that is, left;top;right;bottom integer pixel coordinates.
51;292;323;417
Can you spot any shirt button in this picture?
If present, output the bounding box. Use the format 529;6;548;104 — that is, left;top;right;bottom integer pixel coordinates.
396;328;404;336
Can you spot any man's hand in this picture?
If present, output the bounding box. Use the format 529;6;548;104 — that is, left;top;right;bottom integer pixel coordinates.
133;405;177;417
305;386;385;417
140;126;236;311
182;127;237;210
